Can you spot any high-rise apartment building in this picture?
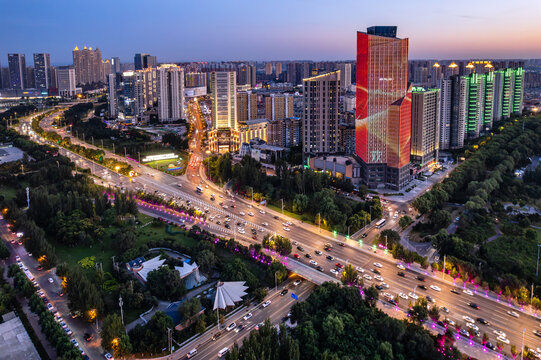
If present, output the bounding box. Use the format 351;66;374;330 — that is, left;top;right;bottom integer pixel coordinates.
72;46;104;84
337;63;352;90
439;75;467;150
237;91;258;122
111;57;121;73
302;71;340;154
493;67;524;121
136;67;158;112
431;62;442;87
411;87;440;170
107;73;119;117
134;53;157;71
237;65;256;87
56;66;77;97
265;62;273;76
267;117;302;147
33;53;51;92
185;72;207;88
275;62;282;76
265;94;293;121
209;72;239;153
355;26;411;189
8;54;26;89
157;64;184;122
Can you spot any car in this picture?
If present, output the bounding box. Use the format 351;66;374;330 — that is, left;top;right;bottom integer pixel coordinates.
372;268;381;275
396;264;406;270
408;292;419;300
262;222;269;226
450;288;460;295
243;312;253;321
316;266;324;272
374;275;383;282
255;322;265;331
262;300;271;308
211;332;222;341
226;322;237;331
293;254;300;259
248;212;254;217
326;255;334;261
373;262;383;268
330;269;339;275
463;289;474;296
315;250;322;255
38;290;45;297
493;330;506;338
46;302;54;311
507;310;519;318
274;216;279;220
239;211;245;216
283;227;290;232
234;324;245;333
104;353;114;360
388;299;398;306
84;333;93;342
440;306;449;313
280;289;289;296
462;316;475;324
305;253;312;259
380;282;389;289
356;266;365;273
466;322;479;331
445;319;456;327
426;296;435;303
36;265;43;271
418;285;427;290
64;327;73;336
60;321;68;329
476;318;489;325
335;263;343;269
459;328;469;337
363;274;372;281
416;276;425;282
293;279;302;286
71;339;79;347
324;246;332;251
338;242;345;247
534;330;541;338
485;342;496;351
297;246;305;252
397;271;405;277
309;260;318;266
361;233;367;238
399;293;409;300
498;336;510;344
259;210;265;214
468;302;479;309
430;285;441;292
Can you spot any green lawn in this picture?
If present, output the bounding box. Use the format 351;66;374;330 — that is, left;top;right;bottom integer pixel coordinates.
53;238;116;275
135;219;199;251
144;151;188;176
0;186;17;201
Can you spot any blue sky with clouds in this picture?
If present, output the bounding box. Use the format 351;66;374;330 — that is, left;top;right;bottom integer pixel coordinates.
1;0;540;65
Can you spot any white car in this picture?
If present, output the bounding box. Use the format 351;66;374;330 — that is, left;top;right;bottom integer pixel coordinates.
363;274;372;281
262;300;271;308
239;211;245;216
248;212;254;216
440;306;449;313
293;241;299;245
286;221;293;226
430;285;441;292
238;228;245;234
356;266;365;273
293;279;302;286
463;289;474;296
48;277;54;283
466;323;479;332
226;322;237;331
309;260;318;266
462;316;475;324
408;292;419;300
497;336;510;344
259;210;266;214
507;310;519;318
374;275;383;282
282;222;289;227
493;330;506;338
396;264;405;270
330;269;338;275
399;293;409;300
373;262;383;268
380;282;389;289
262;222;269;226
283;227;290;232
243;313;253;321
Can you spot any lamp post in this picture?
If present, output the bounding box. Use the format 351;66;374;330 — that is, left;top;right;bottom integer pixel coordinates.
274;271;278;292
536;245;541;276
281;199;284;216
119;295;125;329
318;213;321;233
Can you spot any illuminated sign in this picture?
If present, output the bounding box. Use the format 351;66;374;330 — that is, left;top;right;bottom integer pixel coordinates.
141;153;178;162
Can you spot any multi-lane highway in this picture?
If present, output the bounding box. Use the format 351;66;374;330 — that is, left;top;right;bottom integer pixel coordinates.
24;109;541;355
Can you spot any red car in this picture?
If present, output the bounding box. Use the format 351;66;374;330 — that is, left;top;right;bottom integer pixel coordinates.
293;254;300;259
335;263;343;269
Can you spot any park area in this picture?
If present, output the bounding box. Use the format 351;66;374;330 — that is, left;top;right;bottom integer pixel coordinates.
142;150;188;176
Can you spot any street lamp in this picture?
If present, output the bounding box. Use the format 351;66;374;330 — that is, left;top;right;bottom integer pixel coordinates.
281;199;284;216
318;213;321;233
536;244;541;276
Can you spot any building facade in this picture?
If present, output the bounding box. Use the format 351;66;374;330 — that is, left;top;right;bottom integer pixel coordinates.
264;94;293;121
134;53;157;70
8;54;26;89
355;26;411;189
411;87;440;170
72;46;104;85
209;71;239;153
267;117;302;148
337;63;352;90
57;66;77;97
303;71;340;154
33;53;51;92
157;64;184;122
237;91;258;122
239;119;268;144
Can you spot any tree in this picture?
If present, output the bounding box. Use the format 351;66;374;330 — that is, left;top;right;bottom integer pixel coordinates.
178;297;202;323
195;317;206;334
253;287;268;303
196;249;217;273
115;227;135;252
267;261;288;288
428;306;440;323
100;314;125;351
399;215;413;229
262;234;292;256
429;209;452;229
292;194;309;214
146;266;186;301
408;297;428;325
0;242;9;259
341;264;358;286
364;286;379;307
379;229;400;247
511;344;520;359
112;333;132;359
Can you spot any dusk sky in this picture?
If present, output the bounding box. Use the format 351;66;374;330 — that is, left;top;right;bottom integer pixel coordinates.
1;0;540;66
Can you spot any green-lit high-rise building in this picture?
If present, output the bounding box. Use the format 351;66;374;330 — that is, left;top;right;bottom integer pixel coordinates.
465;72;496;139
493;67;524;122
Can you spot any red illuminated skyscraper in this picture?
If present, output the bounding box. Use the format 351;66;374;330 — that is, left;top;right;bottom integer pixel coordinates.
355;26;412;190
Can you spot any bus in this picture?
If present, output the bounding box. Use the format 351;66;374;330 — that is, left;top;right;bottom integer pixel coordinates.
375;219;386;229
24;269;34;281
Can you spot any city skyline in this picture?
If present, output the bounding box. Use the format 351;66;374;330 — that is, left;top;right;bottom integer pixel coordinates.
1;0;541;65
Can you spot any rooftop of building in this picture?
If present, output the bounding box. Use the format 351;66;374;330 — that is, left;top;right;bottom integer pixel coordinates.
240;118;269;126
0;313;41;360
0;145;24;165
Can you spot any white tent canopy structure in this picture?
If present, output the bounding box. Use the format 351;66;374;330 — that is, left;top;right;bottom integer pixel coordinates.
213;281;248;310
